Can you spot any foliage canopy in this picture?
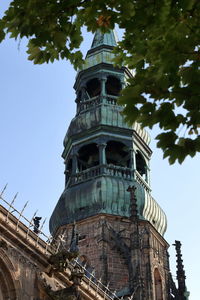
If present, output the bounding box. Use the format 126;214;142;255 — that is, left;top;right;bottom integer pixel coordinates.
1;0;200;164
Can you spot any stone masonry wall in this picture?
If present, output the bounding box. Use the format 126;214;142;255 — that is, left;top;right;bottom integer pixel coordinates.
59;214;170;299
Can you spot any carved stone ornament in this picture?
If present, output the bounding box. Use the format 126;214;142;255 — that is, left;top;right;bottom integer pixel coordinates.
48;249;78;274
37;266;84;300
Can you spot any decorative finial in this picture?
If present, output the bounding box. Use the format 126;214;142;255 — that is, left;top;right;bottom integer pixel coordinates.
173;240;188;300
127;186;138;221
69;221;79;257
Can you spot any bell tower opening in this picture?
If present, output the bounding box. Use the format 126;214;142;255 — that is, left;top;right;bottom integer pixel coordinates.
86;78;101;99
136;151;147;180
105;76;121;96
106;141;130;167
78;143;99;171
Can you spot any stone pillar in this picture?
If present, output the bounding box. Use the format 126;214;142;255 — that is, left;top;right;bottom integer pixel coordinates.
120;76;126;90
100;76;107;103
64;169;69;186
129;148;134;168
98;142;107;174
128;148;134;179
132;147;136;170
81;85;87;101
98;143;107;165
146;165;150;185
72;153;78;175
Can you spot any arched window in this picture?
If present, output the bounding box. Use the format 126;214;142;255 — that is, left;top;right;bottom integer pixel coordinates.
106;76;121;96
154;268;163;300
106;141;130;167
136;151;147;180
78;143;99;171
0;254;17;300
86;78;101;99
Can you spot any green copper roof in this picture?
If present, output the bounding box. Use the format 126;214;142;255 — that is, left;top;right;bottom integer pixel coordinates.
81;30;118;71
49;176;167;236
91;30;118;49
49;177;145;235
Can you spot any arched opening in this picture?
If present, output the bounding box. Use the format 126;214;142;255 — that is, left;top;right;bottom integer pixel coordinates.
154;268;163;300
85;78;101;99
136;151;147;180
106;76;121;96
78;143;99;171
77;90;82;102
0;255;17;300
106;141;130;167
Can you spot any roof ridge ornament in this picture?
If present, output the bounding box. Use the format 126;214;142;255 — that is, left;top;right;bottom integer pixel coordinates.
127;185;138;222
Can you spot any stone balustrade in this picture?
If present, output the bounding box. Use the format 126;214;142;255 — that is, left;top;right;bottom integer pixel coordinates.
69;164;133;186
134;169;151;193
77;96;100;112
105;95;118;105
77;95;119;114
69;165;151;193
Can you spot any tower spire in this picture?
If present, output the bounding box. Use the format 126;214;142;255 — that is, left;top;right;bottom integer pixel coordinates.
90;29;118;49
49;30;172;298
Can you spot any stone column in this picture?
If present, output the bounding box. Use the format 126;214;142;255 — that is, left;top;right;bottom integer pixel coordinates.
98;143;107;165
64;169;69;186
146;164;150;185
98;142;107;174
75;94;80;115
81;85;87;101
132;147;136;170
129;148;134;179
72;153;78;175
100;76;107;103
120;77;126;90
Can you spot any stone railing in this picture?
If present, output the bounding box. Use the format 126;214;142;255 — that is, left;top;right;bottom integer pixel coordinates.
106;164;133;179
105;95;118;105
77;95;119;113
70;165;101;185
134;169;151;193
77;96;101;113
69;165;151;193
69;164;133;186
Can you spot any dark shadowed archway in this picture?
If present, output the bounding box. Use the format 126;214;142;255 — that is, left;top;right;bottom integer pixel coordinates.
0;252;18;300
154;268;163;300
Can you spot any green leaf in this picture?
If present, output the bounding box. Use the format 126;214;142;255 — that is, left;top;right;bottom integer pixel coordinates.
0;0;200;164
53;31;66;48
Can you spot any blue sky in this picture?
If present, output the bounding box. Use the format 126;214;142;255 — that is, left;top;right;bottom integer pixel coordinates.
0;2;199;298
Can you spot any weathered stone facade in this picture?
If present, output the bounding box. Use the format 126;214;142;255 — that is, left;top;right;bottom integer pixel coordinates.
55;214;171;299
0;204;114;300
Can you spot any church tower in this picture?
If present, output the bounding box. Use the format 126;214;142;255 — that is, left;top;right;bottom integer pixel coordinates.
49;31;171;299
